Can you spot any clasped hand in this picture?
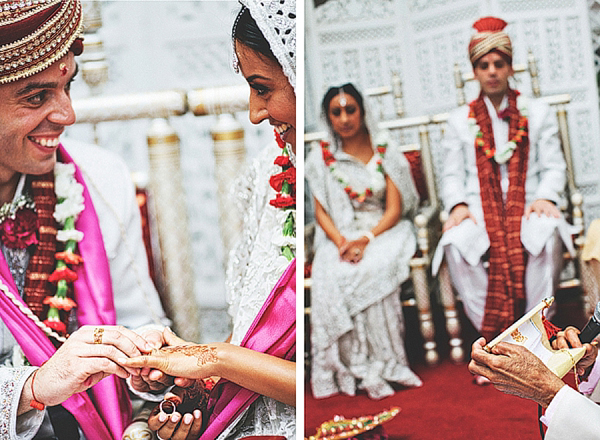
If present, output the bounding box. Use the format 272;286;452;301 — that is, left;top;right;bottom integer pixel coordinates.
32;325;156;408
337;236;368;263
120;327;215;440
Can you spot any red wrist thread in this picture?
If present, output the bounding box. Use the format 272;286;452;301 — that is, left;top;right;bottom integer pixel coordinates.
30;369;45;411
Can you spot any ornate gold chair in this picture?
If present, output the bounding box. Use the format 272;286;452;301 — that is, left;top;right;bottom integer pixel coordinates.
375;100;455;365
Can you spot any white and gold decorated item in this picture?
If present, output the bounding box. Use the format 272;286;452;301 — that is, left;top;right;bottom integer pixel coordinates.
485;297;585;379
211;114;246;256
147;118;200;342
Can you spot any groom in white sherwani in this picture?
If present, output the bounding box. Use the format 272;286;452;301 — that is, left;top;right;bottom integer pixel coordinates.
433;16;572;343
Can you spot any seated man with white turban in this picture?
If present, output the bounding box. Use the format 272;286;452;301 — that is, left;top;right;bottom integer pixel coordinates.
433;16;572;352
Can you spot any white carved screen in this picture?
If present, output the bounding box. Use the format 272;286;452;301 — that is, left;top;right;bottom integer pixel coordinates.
305;0;600;223
66;1;273;342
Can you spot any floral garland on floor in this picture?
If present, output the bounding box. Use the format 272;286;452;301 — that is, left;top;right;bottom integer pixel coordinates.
320;139;387;203
269;129;296;261
307;406;401;440
0;163;85;338
43;162;85;334
468;94;528;164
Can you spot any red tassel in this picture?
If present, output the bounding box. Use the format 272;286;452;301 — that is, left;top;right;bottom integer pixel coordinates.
542;316;562;340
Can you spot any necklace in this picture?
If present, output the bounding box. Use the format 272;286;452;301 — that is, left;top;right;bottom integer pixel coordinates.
320;140;387;203
270;129;296;261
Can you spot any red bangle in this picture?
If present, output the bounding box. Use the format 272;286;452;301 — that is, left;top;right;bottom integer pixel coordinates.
30;369;45;411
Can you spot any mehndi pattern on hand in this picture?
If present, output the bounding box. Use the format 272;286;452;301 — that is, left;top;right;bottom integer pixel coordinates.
152;345;218;367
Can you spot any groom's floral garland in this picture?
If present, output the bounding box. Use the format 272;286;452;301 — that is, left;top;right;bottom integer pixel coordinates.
43;163;85;335
0;163;84;339
320;139;387;203
468;94;528;164
270;130;296;261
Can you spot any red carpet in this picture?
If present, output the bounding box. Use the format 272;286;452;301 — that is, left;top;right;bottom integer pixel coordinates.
305;286;587;439
305;360;549;439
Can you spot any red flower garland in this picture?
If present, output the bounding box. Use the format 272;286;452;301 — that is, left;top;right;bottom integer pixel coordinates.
270;130;296;209
270;129;296;261
320;140;386;203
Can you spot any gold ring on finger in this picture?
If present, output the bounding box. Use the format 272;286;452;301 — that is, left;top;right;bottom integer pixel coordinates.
93;327;104;344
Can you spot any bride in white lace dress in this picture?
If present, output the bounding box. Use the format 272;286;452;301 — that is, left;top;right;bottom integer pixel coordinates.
306;83;422;400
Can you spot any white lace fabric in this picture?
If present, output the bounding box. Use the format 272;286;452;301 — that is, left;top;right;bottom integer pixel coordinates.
306;142;422;399
223;140;295;439
239;0;296;90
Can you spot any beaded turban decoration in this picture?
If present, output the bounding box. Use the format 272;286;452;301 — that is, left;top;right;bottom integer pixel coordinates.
0;0;83;85
238;0;296;91
468;16;512;66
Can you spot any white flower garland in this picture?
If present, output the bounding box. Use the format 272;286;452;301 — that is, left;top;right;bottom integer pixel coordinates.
53;162;85;229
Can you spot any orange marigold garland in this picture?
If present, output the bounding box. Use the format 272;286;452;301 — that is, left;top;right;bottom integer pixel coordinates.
270;129;296;261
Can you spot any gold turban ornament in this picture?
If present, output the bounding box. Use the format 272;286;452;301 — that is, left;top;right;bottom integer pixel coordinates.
468;16;512;67
0;0;83;85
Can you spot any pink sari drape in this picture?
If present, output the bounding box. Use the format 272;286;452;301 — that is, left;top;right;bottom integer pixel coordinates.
0;145;131;440
200;259;296;439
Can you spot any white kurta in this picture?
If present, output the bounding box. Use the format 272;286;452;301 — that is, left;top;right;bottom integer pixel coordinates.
306;142;422;400
544;385;600;439
433;95;573;330
220;140;295;440
0;139;168;439
440;95;566;220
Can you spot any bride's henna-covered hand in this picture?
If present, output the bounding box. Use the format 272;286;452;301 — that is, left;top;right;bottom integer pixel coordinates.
121;327;296;406
119;328;221;380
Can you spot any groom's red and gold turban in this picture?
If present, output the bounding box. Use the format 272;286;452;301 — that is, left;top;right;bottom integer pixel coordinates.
468;16;512;66
0;0;83;85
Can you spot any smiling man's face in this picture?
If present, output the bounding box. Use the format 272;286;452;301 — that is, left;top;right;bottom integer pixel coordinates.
0;52;77;186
